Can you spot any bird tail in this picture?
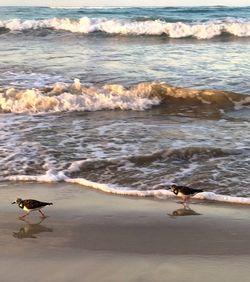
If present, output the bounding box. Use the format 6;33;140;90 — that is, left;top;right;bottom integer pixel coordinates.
47;202;53;205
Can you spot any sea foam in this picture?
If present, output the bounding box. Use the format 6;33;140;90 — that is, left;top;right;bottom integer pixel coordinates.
1;17;250;39
3;172;250;205
0;80;249;114
0;79;161;114
68;177;250;205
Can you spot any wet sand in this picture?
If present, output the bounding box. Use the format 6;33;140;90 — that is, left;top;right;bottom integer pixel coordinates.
1;182;250;282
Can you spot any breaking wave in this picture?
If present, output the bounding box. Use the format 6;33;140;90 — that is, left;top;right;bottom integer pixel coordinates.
0;79;249;114
1;17;250;39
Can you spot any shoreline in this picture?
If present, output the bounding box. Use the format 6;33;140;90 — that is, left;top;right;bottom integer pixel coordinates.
1;182;250;281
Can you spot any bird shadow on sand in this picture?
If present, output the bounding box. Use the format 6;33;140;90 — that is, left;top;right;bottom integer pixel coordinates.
13;218;53;239
168;202;202;218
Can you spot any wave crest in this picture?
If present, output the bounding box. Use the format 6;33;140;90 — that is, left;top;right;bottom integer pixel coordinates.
0;80;161;113
1;17;250;39
0;79;249;114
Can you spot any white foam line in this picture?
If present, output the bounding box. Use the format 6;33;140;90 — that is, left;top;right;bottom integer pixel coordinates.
194;192;250;205
68;178;250;205
3;173;250;205
5;171;67;183
66;177;173;197
66;177;250;205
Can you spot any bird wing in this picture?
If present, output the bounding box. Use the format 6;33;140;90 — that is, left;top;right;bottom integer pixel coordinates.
181;186;203;194
22;200;51;209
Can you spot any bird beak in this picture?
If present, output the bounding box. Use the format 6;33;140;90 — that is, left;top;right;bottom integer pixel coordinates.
11;201;16;204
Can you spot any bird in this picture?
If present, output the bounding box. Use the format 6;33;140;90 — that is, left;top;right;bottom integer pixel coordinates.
12;198;53;219
169;184;203;203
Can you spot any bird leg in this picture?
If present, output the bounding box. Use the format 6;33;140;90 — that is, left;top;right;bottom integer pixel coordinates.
182;201;190;210
182;196;191;209
19;212;30;219
183;195;191;203
38;209;47;218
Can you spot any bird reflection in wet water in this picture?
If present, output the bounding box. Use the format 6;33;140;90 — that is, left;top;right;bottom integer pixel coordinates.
168;204;201;218
13;218;53;239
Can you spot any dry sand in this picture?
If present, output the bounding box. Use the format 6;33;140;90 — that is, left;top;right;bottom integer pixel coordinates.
0;182;250;282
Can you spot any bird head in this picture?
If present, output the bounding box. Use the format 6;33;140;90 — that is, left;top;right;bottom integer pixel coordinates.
169;184;180;195
169;184;177;192
12;198;22;205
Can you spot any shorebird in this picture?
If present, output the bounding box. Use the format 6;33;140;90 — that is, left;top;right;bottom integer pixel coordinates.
169;184;203;203
12;198;53;219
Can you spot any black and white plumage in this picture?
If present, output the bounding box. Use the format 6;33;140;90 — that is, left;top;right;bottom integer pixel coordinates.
170;184;203;202
12;198;53;218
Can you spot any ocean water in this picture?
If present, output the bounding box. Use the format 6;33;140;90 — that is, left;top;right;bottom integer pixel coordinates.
0;6;250;203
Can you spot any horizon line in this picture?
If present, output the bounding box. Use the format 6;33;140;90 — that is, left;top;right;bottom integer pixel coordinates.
0;5;249;7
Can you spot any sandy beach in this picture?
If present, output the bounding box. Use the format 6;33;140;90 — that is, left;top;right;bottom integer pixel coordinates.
0;182;250;282
1;4;250;282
